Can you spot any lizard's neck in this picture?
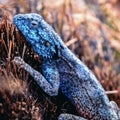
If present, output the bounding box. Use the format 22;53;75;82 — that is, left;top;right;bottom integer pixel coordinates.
59;45;80;64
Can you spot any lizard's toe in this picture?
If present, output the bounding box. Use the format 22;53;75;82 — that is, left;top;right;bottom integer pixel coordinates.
13;57;25;68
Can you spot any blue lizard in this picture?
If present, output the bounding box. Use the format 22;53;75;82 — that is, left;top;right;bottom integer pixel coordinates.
13;13;120;120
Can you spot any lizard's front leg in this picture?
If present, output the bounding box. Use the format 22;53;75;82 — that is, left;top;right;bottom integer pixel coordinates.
13;57;87;120
13;57;60;96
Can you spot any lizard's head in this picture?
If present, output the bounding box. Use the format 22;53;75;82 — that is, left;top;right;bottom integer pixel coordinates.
13;13;64;59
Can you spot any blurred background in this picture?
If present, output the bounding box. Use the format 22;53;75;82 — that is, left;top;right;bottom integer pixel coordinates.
0;0;120;120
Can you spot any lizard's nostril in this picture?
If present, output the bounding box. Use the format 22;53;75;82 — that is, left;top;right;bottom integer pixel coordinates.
13;14;24;23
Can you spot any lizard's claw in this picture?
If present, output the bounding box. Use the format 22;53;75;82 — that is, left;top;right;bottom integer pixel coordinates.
13;57;25;68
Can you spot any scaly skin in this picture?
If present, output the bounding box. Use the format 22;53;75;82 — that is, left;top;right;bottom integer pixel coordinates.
13;13;119;120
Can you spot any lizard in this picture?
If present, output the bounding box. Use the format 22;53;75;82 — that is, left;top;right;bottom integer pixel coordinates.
13;13;120;120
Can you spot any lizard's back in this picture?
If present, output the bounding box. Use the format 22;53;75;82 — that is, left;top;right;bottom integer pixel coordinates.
57;47;116;119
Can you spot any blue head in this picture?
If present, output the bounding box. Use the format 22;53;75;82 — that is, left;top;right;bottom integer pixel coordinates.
13;13;64;59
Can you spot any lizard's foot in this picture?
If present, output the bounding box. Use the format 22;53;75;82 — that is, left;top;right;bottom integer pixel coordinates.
13;57;26;68
58;113;87;120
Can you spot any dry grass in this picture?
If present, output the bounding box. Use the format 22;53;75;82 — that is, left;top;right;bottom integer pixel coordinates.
0;69;42;120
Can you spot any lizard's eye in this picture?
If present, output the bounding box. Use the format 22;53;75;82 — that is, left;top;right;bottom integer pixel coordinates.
31;20;38;27
44;41;51;47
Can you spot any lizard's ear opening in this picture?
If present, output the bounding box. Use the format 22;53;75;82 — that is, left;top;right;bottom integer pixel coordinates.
54;44;64;59
43;41;51;47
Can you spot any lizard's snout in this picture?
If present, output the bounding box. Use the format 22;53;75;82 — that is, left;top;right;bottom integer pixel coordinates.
13;14;25;24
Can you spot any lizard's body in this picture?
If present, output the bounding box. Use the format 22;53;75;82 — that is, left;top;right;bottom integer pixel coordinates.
13;13;119;120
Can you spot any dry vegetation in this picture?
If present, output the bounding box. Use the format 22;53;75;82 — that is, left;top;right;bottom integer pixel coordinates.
0;0;120;119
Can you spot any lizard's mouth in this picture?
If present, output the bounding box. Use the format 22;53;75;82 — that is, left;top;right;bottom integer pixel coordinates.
14;24;42;64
